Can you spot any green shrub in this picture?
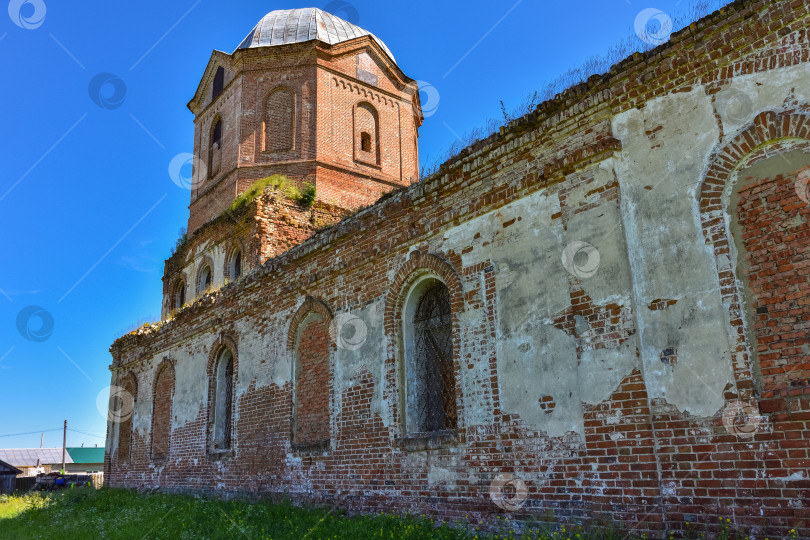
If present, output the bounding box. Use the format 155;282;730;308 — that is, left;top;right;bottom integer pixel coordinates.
298;181;316;207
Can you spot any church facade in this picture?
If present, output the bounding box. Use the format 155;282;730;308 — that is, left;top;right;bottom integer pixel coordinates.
106;3;810;537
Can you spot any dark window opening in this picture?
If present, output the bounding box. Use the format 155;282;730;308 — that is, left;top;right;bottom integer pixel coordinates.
209;119;222;178
232;251;242;279
212;67;225;99
173;281;185;310
361;132;372;152
200;266;212;293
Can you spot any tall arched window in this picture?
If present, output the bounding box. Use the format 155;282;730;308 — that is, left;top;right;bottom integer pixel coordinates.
198;264;212;295
354;102;379;165
211;348;234;450
229;249;242;280
151;362;175;461
212;67;225;99
289;298;333;451
116;375;137;463
172;278;185;310
265;87;294;152
209;118;222;178
402;277;456;434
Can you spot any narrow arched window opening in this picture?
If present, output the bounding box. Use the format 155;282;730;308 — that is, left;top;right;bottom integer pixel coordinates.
199;265;212;294
209;119;222;178
230;250;242;280
172;280;185;310
212;349;234;450
403;278;456;434
361;132;372;152
212;67;225;99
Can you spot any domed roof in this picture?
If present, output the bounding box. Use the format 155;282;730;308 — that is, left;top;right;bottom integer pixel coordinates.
236;8;395;63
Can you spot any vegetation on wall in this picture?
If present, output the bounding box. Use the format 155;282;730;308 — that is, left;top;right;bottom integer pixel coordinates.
169;227;188;256
419;0;730;178
228;175;317;215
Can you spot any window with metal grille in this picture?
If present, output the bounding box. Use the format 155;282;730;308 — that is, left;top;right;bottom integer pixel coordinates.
213;349;234;450
406;279;456;433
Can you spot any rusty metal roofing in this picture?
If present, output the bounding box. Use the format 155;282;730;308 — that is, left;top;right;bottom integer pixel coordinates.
0;448;74;467
236;8;395;63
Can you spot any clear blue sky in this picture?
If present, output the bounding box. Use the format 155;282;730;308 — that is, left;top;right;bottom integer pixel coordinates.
0;0;709;449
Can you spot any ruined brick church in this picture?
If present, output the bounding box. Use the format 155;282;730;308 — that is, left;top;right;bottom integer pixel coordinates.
106;3;810;536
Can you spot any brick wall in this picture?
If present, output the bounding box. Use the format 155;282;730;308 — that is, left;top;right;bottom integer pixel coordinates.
106;1;810;538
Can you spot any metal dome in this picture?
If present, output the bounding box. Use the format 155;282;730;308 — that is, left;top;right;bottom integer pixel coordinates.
236;8;395;63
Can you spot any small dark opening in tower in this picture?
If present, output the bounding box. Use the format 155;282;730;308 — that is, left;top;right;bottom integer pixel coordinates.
361;132;372;152
212;119;222;148
213;67;225;99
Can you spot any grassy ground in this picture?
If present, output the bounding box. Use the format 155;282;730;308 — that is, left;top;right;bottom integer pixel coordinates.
0;487;795;539
0;488;593;540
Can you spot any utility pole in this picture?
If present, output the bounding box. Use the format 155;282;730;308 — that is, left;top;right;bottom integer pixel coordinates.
40;433;43;448
61;420;67;472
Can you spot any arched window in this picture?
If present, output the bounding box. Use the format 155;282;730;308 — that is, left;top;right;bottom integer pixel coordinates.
211;348;234;450
289;299;332;451
354;102;379;165
212;67;225;99
209;118;222;178
116;375;137;463
151;363;174;461
265;87;294;152
198;264;212;294
172;279;186;310
229;249;242;280
402;277;456;433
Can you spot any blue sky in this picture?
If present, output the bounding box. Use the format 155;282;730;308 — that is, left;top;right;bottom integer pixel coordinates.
0;0;708;449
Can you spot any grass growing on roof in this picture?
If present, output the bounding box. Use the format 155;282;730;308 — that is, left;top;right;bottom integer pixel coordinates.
229;175;316;214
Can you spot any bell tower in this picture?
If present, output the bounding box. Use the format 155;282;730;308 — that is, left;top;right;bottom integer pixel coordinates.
161;8;423;319
185;7;423;234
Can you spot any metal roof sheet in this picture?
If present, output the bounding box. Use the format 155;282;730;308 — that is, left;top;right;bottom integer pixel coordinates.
0;448;74;467
236;8;395;63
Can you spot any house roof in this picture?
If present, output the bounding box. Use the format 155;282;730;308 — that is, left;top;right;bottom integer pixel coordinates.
66;447;105;464
0;448;73;468
0;459;22;475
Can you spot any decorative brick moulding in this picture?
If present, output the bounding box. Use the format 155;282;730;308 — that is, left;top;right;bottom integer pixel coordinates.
106;2;810;539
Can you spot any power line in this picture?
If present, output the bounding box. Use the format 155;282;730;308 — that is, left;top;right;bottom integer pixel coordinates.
67;429;106;439
0;428;62;439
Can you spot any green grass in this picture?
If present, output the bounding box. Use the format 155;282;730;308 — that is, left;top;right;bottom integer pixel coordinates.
1;489;790;540
0;488;513;540
228;175;316;215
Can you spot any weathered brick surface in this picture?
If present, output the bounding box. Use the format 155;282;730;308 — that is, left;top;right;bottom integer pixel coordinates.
106;1;810;538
